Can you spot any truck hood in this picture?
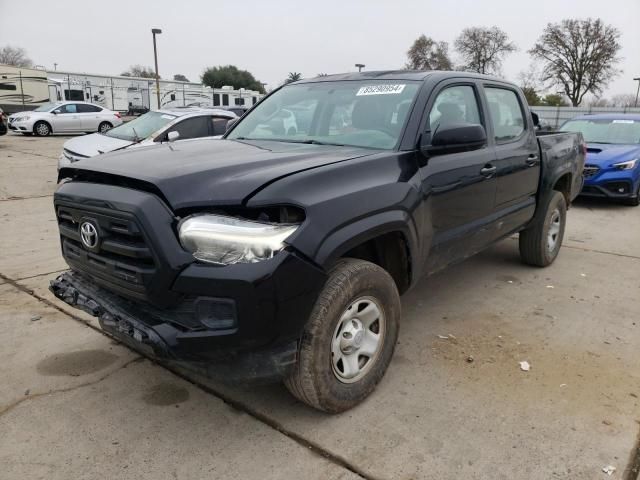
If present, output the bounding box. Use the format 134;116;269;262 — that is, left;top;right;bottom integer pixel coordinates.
60;138;378;210
63;133;134;157
586;143;640;167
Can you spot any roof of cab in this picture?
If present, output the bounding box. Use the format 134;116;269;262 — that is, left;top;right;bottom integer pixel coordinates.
294;70;509;84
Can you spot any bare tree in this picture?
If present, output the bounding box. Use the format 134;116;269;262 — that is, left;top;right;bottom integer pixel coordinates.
120;65;158;79
406;35;452;70
0;45;33;67
610;93;637;108
454;26;516;75
518;65;543;105
529;18;621;107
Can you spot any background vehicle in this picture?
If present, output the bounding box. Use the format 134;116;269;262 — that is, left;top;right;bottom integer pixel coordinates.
58;107;237;168
0;108;7;136
8;101;122;137
561;114;640;206
51;71;584;413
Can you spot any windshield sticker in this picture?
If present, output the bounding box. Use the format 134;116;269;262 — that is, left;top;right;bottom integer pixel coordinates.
356;84;406;96
161;114;176;120
612;119;634;124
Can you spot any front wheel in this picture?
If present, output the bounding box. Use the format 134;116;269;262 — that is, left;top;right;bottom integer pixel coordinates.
623;182;640;206
519;191;567;267
34;121;51;136
284;258;400;413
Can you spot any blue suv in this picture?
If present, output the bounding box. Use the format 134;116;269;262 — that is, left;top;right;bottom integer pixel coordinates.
562;114;640;206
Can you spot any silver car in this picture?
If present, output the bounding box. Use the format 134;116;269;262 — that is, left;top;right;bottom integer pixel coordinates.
8;101;123;136
58;107;237;169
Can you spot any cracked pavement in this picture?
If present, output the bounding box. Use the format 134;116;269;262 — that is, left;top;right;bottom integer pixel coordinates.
1;133;639;479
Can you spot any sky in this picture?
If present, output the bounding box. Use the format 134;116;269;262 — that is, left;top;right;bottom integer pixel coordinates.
1;0;638;98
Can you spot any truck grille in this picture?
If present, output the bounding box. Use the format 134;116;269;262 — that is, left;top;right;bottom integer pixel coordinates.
582;164;600;178
56;203;157;301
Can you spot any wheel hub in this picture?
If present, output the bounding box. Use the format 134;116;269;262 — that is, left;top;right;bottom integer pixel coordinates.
331;296;386;383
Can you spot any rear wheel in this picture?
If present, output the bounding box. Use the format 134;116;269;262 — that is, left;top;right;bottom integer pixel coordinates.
284;258;400;413
34;121;51;136
519;191;567;267
98;121;112;134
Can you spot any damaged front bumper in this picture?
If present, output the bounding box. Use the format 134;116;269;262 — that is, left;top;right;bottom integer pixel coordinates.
50;271;300;383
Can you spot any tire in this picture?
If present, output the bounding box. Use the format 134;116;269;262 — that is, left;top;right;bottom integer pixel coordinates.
33;121;51;136
98;122;112;134
519;191;567;267
284;258;400;413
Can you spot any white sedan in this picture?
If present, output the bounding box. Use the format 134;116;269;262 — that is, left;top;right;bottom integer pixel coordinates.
58;107;237;169
8;101;123;136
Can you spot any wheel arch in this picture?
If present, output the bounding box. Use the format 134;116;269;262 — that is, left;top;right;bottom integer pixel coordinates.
314;210;420;294
33;119;53;135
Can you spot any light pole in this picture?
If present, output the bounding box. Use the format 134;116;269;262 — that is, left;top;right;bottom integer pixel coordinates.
355;63;365;73
151;28;162;108
634;77;640;108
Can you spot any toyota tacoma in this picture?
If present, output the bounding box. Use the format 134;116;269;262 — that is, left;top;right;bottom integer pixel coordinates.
51;71;585;413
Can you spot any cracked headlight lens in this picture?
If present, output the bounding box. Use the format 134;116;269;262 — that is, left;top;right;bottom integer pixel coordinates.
179;214;299;265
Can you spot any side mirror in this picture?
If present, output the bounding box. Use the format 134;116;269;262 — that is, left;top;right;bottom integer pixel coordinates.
225;118;238;132
167;131;180;142
52;110;59;115
422;123;487;156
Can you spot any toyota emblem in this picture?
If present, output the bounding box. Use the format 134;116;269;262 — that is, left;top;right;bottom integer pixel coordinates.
80;222;99;249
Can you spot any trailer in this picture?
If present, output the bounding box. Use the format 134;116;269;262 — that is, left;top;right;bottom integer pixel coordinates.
0;65;61;114
0;64;263;114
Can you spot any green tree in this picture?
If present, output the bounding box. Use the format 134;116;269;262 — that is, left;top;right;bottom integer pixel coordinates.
121;65;157;79
541;94;568;107
530;18;621;106
405;34;452;70
286;72;302;83
173;74;190;82
201;65;265;93
522;87;541;106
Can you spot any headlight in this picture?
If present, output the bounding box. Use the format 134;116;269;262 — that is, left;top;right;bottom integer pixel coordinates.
613;159;638;170
15;116;30;122
179;214;299;265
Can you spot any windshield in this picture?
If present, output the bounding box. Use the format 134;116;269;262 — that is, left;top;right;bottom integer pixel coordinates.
227;80;421;149
34;103;59;112
105;111;177;141
562;118;640;145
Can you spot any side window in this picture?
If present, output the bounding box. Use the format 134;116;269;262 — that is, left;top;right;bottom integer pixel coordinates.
77;104;101;113
168;116;210;140
427;85;481;133
222;94;229;106
484;87;525;142
211;116;230;136
58;104;78;114
213;93;220;106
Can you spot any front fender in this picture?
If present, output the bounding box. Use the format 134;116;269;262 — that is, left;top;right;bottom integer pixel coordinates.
314;209;421;278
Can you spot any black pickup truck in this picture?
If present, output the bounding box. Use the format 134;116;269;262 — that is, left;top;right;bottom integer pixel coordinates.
51;71;585;413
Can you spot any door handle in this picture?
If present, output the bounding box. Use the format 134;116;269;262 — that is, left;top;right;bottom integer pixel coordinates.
480;165;497;177
526;154;539;166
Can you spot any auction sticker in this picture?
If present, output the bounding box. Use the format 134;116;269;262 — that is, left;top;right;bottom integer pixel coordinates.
356;84;406;96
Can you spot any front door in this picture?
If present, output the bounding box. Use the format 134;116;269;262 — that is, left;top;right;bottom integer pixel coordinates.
53;103;82;132
418;82;497;273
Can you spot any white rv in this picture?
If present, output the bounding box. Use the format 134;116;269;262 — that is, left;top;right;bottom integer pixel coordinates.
0;65;63;114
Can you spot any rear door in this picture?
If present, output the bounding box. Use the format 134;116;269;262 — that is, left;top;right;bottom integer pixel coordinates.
418;81;497;273
52;103;82;132
77;104;103;131
482;85;539;227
